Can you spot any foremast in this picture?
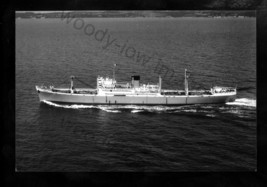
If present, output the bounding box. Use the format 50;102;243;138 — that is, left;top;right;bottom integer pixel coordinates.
184;69;189;96
70;75;75;93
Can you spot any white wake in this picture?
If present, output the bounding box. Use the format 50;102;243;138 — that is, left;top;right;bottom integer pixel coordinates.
41;100;185;113
226;98;256;107
42;100;97;109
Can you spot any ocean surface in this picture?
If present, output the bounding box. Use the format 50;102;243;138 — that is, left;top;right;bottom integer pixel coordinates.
16;17;256;171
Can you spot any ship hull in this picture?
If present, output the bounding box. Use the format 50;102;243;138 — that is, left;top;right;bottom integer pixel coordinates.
36;88;236;105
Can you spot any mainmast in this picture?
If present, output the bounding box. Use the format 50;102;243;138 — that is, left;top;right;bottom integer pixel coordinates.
184;69;189;95
159;76;162;93
113;64;117;82
70;75;75;93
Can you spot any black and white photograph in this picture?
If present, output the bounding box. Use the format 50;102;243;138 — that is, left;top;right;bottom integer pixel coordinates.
15;10;256;172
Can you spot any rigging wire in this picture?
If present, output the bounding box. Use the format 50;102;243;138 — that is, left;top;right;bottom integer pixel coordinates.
74;77;95;88
56;78;70;87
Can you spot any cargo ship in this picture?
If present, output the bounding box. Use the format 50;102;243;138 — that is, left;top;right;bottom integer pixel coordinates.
36;66;236;105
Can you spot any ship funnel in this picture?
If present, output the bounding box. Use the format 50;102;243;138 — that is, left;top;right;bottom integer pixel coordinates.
131;75;140;88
